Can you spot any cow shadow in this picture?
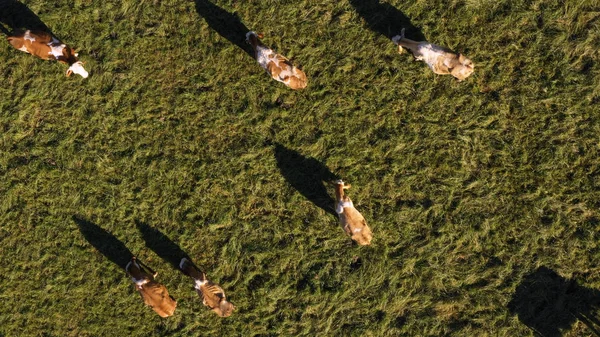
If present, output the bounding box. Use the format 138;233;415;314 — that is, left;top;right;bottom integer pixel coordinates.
0;0;53;35
73;216;134;270
508;266;600;337
192;0;254;58
274;143;339;217
136;221;193;272
348;0;425;41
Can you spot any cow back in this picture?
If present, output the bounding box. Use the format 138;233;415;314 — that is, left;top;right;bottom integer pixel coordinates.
139;281;177;318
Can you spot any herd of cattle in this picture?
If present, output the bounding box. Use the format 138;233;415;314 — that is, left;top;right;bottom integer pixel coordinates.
3;9;474;318
6;25;474;84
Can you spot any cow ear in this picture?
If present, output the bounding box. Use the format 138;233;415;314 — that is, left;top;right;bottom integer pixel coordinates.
66;69;73;77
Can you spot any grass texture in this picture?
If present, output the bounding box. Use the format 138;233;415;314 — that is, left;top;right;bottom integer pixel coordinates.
1;0;600;336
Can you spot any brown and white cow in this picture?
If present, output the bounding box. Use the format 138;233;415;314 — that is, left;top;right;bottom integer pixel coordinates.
245;31;307;90
334;180;373;245
126;257;177;318
179;258;234;317
392;28;474;81
7;30;89;78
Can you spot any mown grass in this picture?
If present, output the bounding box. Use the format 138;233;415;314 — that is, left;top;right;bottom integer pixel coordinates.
1;0;600;336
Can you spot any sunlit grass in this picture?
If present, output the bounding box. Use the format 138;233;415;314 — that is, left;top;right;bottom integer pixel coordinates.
1;0;600;336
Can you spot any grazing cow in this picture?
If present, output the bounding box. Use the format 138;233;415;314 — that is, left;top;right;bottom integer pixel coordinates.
179;258;234;317
7;30;88;78
334;180;373;245
245;31;307;90
126;257;177;318
392;28;474;81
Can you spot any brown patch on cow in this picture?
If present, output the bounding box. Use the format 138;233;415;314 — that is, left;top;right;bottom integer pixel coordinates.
138;281;177;318
180;257;234;317
57;46;77;65
126;258;177;318
267;61;283;78
334;181;373;245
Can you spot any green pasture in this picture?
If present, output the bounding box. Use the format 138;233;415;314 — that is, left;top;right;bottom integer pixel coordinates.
1;0;600;336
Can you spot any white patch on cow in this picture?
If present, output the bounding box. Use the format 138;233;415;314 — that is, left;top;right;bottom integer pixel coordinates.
134;278;150;286
256;45;274;70
18;46;29;53
353;228;362;233
255;46;296;83
336;202;344;214
415;43;446;71
195;279;207;290
336;200;354;214
67;61;89;78
48;43;66;59
24;31;36;43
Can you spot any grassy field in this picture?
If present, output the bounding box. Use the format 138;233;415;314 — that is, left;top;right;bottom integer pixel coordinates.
1;0;600;336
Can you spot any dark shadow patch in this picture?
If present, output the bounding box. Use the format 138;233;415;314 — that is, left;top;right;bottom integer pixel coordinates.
73;216;133;270
350;256;362;271
274;143;339;217
394;315;407;328
447;319;471;332
348;0;425;41
395;197;433;210
374;309;385;322
485;256;503;268
0;0;53;35
248;273;270;290
295;274;315;293
192;0;254;57
508;266;600;337
135;221;191;271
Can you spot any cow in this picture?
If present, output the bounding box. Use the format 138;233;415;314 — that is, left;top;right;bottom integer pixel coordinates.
245;31;307;90
334;180;373;245
7;30;88;78
392;28;474;81
126;257;177;318
179;258;234;317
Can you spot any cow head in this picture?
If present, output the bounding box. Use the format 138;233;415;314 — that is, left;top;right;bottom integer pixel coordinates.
450;53;474;81
245;31;264;48
66;61;89;78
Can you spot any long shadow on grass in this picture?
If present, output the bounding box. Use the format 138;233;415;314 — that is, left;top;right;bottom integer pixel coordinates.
0;0;53;35
74;216;134;270
348;0;424;41
508;266;600;337
274;143;339;217
192;0;254;58
136;221;193;271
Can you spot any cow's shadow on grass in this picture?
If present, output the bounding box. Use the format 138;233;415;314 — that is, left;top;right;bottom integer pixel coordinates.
348;0;425;41
136;221;194;272
73;216;133;270
0;0;53;35
192;0;254;58
508;266;600;337
274;143;339;217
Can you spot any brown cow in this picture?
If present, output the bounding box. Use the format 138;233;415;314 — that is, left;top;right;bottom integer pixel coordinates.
7;30;88;78
334;180;373;245
179;258;234;317
392;28;474;81
126;257;177;318
245;31;307;90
